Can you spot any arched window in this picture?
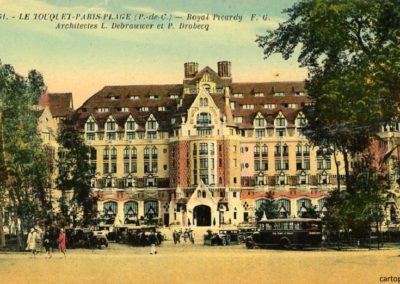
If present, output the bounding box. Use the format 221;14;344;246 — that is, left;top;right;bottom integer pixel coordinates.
123;147;129;159
131;147;137;159
297;198;312;216
111;147;117;159
255;144;260;154
103;201;118;225
124;201;138;224
144;200;159;220
276;199;291;217
262;144;268;156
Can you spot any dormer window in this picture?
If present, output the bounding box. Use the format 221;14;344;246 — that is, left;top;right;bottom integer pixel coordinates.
264;104;276;109
85;117;97;141
234;116;243;123
233;93;243;98
274;92;285;96
254;93;264;97
125;118;136;141
146;116;158;140
295;91;304;96
110;96;119;100
130;95;140;100
149;95;159;100
287;103;298;109
203;84;211;93
243;104;254;109
170;94;179;99
97;107;109;113
140;107;149;112
120;107;129;112
275;113;287;137
105;117;116;141
158;106;166;111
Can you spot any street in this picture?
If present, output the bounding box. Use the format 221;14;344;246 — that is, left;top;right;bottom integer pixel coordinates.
0;242;399;284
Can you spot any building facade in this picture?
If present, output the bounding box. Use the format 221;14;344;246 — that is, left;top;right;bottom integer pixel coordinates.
72;62;348;227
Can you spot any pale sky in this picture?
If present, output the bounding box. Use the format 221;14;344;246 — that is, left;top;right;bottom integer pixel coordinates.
0;0;306;108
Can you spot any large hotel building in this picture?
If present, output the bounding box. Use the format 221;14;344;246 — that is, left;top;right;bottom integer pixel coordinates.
54;61;397;228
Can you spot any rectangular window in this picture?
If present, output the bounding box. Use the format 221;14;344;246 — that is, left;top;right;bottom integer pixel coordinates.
124;162;130;173
103;163;109;174
255;160;260;171
152;162;158;173
147;131;157;140
283;160;289;170
276;129;286;137
304;159;311;170
111;163;117;173
107;132;116;141
144;161;150;173
262;161;268;170
275;160;281;170
131;162;137;173
256;129;265;138
127;132;135;141
86;133;95;140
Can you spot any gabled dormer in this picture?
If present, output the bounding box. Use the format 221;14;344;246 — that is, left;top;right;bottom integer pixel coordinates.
85;115;98;141
146;114;158;140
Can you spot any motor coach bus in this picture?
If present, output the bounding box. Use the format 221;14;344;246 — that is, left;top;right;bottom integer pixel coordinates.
245;218;322;249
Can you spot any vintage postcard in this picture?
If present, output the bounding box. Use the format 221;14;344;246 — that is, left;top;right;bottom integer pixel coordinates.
0;1;399;283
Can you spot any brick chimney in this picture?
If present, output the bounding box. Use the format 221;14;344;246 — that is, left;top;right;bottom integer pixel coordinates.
184;62;198;78
217;61;231;78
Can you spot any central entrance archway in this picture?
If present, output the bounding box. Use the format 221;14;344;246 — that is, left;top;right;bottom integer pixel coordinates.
194;205;211;226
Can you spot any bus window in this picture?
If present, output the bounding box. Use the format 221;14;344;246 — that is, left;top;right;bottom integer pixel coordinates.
293;222;301;230
265;223;272;230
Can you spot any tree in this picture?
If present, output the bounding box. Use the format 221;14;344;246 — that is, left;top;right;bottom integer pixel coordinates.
0;62;50;248
56;119;97;227
255;192;279;221
257;0;400;190
323;170;385;242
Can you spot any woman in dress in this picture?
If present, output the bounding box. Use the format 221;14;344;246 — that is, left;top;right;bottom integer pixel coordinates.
58;228;66;257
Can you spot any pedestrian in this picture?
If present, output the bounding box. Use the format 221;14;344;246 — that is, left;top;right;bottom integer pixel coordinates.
149;230;158;255
189;229;195;244
26;228;38;258
58;228;66;257
173;230;179;244
43;230;52;258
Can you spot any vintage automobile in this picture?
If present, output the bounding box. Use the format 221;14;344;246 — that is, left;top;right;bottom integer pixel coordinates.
115;226;163;246
238;227;257;243
245;218;322;249
92;231;109;249
65;228;108;249
204;229;240;246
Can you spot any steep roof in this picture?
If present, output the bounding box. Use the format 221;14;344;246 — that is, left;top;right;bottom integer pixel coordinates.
41;92;73;117
73;79;308;131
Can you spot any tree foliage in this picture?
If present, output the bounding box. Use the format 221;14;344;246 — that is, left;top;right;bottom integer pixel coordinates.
257;0;400;189
323;171;385;239
56;119;97;226
255;192;279;221
0;62;50;248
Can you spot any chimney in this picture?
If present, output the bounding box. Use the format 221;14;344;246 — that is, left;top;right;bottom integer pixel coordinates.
184;62;198;78
217;61;231;78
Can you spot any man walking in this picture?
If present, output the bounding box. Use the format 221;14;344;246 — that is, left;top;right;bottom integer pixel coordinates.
149;230;158;255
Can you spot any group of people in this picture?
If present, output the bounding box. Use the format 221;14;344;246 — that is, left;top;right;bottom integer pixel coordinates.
172;228;195;245
26;227;66;258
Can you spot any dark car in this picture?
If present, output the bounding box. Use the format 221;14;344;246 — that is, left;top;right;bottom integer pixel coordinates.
92;231;109;248
238;227;257;243
204;229;240;246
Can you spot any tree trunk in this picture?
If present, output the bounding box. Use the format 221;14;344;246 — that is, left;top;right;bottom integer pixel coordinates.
333;144;341;191
0;209;4;247
342;149;352;192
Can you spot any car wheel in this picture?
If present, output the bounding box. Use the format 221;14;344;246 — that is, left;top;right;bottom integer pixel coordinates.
280;238;291;249
245;241;254;249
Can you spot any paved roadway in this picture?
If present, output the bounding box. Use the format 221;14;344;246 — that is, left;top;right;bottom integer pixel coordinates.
0;242;399;284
